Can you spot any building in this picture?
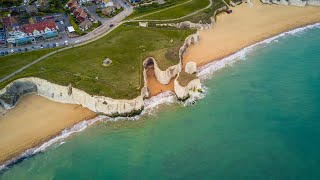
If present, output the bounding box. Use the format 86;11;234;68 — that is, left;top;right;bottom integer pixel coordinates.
23;19;59;40
6;19;59;46
76;11;88;22
79;19;92;31
66;0;88;22
0;27;6;47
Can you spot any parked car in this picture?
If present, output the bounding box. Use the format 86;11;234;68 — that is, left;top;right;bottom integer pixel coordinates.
53;43;56;47
46;44;50;48
40;45;44;49
60;21;64;25
1;52;4;56
24;47;28;52
31;46;35;50
109;24;114;27
10;49;14;53
56;43;59;47
64;40;68;46
18;48;22;53
5;51;8;55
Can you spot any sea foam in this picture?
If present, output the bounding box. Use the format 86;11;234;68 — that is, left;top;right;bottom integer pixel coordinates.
1;22;320;172
198;22;320;79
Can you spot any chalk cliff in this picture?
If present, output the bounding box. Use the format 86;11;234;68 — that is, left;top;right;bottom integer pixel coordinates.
0;77;147;116
0;32;202;116
174;76;202;100
261;0;320;6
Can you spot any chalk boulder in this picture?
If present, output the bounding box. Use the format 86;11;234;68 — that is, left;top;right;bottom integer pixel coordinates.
185;62;197;74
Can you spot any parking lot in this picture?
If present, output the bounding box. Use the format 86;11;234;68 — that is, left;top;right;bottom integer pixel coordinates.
0;0;132;56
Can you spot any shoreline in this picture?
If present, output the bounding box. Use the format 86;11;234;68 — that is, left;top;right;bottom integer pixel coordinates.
183;0;320;66
1;0;320;171
2;21;320;171
197;22;320;78
0;94;97;168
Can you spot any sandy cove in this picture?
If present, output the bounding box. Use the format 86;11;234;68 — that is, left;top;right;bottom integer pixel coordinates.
0;94;96;165
1;0;320;166
147;0;320;95
183;0;320;66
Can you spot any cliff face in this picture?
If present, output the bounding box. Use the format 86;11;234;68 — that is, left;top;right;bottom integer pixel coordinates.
145;32;200;85
174;77;202;100
0;77;146;116
261;0;320;6
0;32;202;116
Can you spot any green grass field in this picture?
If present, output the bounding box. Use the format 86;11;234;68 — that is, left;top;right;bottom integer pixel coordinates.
0;49;56;79
127;0;189;20
177;71;197;87
0;25;195;99
140;0;210;20
179;0;225;23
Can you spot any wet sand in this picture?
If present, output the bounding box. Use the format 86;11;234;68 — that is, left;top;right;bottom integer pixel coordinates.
2;0;320;166
183;0;320;66
0;94;96;164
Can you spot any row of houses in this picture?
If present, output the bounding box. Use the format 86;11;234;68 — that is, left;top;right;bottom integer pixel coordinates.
1;16;59;46
66;0;88;22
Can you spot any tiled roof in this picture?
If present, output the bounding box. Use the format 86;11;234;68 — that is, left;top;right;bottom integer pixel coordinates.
23;19;57;35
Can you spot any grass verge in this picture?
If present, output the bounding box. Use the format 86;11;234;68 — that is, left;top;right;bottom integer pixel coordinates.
0;25;195;99
0;49;57;79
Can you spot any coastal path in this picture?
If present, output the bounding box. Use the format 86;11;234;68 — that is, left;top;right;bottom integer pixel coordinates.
130;0;213;22
0;0;214;84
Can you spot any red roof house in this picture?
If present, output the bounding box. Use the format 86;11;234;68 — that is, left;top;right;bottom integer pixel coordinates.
76;12;87;22
23;19;58;36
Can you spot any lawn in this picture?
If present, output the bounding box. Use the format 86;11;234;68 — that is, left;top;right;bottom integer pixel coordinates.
174;0;225;24
127;0;189;20
0;49;56;79
0;25;195;99
177;71;197;87
139;0;210;20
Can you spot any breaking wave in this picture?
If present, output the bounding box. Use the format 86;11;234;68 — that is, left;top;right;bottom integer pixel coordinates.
1;22;319;173
198;22;320;79
0;115;107;172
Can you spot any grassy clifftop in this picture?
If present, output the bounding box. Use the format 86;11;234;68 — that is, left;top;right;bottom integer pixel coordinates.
0;25;195;99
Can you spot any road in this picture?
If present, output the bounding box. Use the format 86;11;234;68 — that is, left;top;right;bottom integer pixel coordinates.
0;0;132;53
0;2;133;83
0;0;213;83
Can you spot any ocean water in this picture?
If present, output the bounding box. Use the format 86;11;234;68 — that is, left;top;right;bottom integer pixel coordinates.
1;25;320;179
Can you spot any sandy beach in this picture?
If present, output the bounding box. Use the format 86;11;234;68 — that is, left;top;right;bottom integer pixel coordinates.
183;0;320;66
147;68;175;96
0;94;96;165
1;0;320;167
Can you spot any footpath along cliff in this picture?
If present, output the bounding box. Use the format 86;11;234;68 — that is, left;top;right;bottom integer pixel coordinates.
0;33;203;116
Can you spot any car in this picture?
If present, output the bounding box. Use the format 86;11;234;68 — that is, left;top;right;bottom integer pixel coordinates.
31;46;35;50
10;49;14;53
5;51;8;55
40;45;44;49
109;24;114;27
24;47;28;52
18;48;22;53
53;43;56;47
60;21;64;25
56;43;59;47
64;40;68;46
1;52;4;56
46;44;50;48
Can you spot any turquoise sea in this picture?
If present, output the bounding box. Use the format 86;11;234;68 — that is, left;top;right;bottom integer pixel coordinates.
1;24;320;179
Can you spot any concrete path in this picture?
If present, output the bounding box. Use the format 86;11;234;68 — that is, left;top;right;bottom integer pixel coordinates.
0;0;214;84
131;0;213;22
